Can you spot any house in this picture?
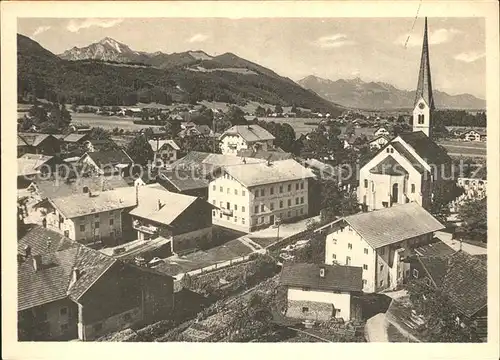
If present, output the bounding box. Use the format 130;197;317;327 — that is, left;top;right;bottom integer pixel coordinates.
78;149;134;176
368;135;390;150
17;154;65;188
17;226;174;341
280;263;363;322
18;133;61;157
318;202;445;293
177;127;204;138
129;184;213;254
83;139;119;153
219;124;275;155
148;139;180;167
236;148;293;162
209;159;315;232
406;250;487;341
158;170;209;199
54;133;90;152
463;129;487;142
374;127;390;137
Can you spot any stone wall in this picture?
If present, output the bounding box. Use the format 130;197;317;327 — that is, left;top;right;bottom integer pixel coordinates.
286;300;334;322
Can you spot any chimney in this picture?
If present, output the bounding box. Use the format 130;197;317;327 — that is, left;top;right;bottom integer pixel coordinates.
24;245;31;258
319;266;325;278
47;237;52;250
32;255;42;271
72;267;81;283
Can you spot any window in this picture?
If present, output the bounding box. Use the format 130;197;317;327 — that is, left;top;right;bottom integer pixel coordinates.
332;253;336;260
93;323;103;332
260;189;265;196
60;307;68;316
287;184;292;192
300;197;304;204
295;197;299;205
261;204;265;212
226;202;231;210
94;214;99;219
80;224;85;232
348;243;352;250
413;269;419;279
296;183;299;190
220;186;223;192
270;203;274;211
380;264;384;271
270;187;274;195
411;184;415;193
220;201;224;207
255;190;259;198
254;206;259;214
364;248;368;254
364;179;368;188
300;182;304;190
371;182;374;192
123;313;132;322
234;189;238;195
234;204;238;211
363;279;367;285
227;216;230;221
302;307;309;313
213;185;216;191
83;186;89;193
220;212;223;218
279;186;283;193
60;324;69;332
287;199;292;207
363;264;368;270
212;210;216;216
242;190;246;196
109;218;114;226
380;280;384;287
234;216;238;222
346;256;351;265
260;217;264;224
280;200;283;208
242;206;245;212
227;188;230;194
242;218;245;224
386;148;390;153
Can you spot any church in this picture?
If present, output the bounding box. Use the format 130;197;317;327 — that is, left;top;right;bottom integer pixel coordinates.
358;18;451;211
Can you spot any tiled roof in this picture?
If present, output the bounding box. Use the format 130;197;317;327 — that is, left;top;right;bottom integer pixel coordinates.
18;225;77;257
410;239;456;257
61;133;88;143
420;251;487;318
237;149;293;161
148;139;180;152
334;203;445;249
221;125;275;142
17;154;54;177
390;142;426;174
223;159;315;188
34;176;130;199
280;263;363;292
129;185;198;225
18;133;57;147
398;132;451;166
85;150;133;167
159;170;209;191
49;187;137;218
370;155;409;176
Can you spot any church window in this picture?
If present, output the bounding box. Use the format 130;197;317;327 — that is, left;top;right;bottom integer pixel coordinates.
364;179;368;188
411;184;415;193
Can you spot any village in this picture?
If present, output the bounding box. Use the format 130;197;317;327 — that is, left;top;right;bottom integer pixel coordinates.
16;19;488;343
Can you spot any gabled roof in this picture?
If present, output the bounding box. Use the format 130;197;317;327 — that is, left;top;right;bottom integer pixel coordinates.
18;225;77;257
369;155;409;176
148;139;180;152
159;170;209;192
61;133;88;143
18;133;58;147
129;185;199;226
280;263;363;293
390;141;426;173
17;154;55;177
223;159;315;188
84;149;133;168
322;202;445;249
420;251;487;318
220;125;275;142
397;132;451;166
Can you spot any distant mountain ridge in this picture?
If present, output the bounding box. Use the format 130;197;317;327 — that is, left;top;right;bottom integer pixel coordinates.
298;75;486;110
18;34;342;114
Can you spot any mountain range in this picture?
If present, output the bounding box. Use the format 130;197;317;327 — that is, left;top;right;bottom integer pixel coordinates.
18;35;342;114
298;75;485;110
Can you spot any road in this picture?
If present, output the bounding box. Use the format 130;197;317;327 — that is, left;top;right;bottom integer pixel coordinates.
364;313;389;342
435;231;487;255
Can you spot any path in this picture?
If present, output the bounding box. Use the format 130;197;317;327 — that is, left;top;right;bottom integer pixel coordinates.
364;313;389;342
435;231;487;255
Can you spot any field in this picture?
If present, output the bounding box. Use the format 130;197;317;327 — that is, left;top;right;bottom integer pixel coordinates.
437;140;486;158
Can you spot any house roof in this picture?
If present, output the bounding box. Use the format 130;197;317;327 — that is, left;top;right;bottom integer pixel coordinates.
303;158;345;179
18;225;77;257
18;133;57;147
223;159;315;188
410;239;456;258
33;175;130;199
397;132;451;166
84;149;133;168
61;133;88;143
148;139;180;152
237;149;293;162
49;187;137;218
326;203;445;249
390;141;426;173
129;185;199;226
464;129;487;136
280;263;363;293
369;155;409;176
17;154;54;177
158;170;209;192
221;125;275;142
420;251;487;318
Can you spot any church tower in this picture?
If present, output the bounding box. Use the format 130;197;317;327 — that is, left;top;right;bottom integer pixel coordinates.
413;17;435;138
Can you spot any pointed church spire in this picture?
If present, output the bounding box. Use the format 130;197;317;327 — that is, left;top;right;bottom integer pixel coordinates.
414;17;435;110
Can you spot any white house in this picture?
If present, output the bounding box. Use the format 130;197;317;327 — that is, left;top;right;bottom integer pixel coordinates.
318;202;445;293
280;263;363;322
208;159;314;232
368;135;390;150
463;129;486;142
219;125;275;155
148;139;180;167
374;127;390;137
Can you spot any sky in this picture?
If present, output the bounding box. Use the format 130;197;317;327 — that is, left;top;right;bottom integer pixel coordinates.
18;17;486;99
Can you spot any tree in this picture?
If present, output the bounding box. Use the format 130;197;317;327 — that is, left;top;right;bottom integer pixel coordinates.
88;127;112;140
344;122;355;138
223;105;248;126
431;179;465;223
163;121;181;138
126;134;154;166
274;104;283;115
255;105;266;117
457;197;487;242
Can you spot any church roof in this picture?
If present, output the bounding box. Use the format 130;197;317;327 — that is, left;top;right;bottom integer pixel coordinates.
398;132;451;166
390;141;426;173
369;155;409;176
414;18;435;109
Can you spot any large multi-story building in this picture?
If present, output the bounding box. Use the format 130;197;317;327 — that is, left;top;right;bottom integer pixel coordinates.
318;202;445;293
219;124;275;155
209;159;315;232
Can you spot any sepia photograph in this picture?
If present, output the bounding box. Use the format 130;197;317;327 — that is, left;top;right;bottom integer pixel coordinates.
1;1;499;358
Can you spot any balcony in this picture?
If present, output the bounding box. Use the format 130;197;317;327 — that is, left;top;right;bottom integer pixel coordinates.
132;220;158;235
221;208;234;216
